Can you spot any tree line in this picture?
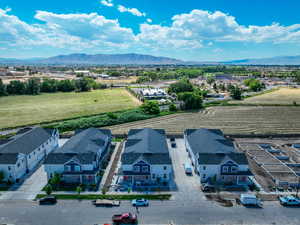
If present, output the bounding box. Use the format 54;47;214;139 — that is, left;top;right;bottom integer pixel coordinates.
0;77;107;97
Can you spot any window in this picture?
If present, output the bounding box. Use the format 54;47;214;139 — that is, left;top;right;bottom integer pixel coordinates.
203;166;206;170
152;174;155;179
64;165;71;172
75;165;81;172
222;166;228;173
163;174;167;179
231;166;238;172
142;166;149;172
33;152;36;155
202;174;206;179
8;166;11;171
28;155;31;159
163;166;167;170
133;165;140;172
17;163;20;168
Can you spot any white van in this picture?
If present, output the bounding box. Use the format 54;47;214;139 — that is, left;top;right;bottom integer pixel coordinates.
184;163;193;175
240;194;262;207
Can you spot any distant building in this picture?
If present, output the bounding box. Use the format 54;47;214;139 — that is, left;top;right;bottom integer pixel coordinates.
44;128;111;185
140;88;167;99
0;127;59;183
74;70;90;76
184;128;251;186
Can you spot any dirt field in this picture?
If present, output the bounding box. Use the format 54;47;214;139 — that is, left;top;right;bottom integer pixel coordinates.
231;88;300;105
0;88;140;129
106;106;300;135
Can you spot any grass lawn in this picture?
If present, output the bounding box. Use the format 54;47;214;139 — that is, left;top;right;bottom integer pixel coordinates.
230;88;300;105
36;194;171;200
0;88;141;129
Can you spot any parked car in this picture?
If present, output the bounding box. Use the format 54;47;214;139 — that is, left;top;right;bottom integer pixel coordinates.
112;213;137;224
92;199;120;207
132;199;149;207
39;196;57;205
184;163;193;175
201;183;215;192
279;195;300;206
171;142;177;148
240;194;262;207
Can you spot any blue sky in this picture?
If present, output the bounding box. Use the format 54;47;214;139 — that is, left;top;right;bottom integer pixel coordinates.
1;0;300;61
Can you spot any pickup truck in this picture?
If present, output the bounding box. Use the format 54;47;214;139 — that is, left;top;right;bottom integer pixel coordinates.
92;199;120;207
112;213;138;224
279;195;300;206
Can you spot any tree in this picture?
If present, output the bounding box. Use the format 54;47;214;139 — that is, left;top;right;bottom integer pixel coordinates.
41;79;58;93
0;79;7;96
6;80;26;95
76;186;82;197
107;112;118;120
168;78;194;94
229;86;242;100
136;76;151;83
26;78;40;95
44;184;53;196
0;171;4;184
178;92;203;110
57;80;76;92
206;77;215;85
244;78;264;92
75;77;94;92
140;101;160;115
293;71;300;84
169;103;177;112
50;173;61;189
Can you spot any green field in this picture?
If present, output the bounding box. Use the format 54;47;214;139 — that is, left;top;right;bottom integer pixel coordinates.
0;88;140;129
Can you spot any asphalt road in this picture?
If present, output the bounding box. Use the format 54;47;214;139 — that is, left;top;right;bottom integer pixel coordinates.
0;199;300;225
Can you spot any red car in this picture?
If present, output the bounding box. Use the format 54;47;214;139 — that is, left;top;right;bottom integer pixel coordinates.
112;213;138;224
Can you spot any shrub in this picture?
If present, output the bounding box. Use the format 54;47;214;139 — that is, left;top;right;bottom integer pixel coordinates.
169;104;177;112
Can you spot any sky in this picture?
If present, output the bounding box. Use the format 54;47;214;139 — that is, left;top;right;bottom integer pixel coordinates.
1;0;300;61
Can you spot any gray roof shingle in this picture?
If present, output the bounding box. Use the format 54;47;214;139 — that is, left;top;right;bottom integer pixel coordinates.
198;153;249;165
185;128;249;166
53;128;111;154
185;128;235;155
0;153;19;164
0;127;56;155
122;128;171;165
45;128;111;165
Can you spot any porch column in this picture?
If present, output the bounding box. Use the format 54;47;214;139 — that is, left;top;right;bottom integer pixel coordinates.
80;175;83;184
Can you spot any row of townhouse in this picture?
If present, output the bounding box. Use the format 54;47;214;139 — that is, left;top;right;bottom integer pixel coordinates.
0;126;252;188
0;127;59;183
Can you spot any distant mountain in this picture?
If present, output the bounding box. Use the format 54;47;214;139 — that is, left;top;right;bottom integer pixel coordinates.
1;54;300;65
222;55;300;65
33;53;183;65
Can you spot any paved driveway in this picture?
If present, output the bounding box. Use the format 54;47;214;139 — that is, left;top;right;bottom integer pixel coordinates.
167;138;205;202
0;166;47;200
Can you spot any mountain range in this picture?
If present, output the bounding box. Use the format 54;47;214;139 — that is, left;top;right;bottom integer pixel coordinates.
1;53;300;65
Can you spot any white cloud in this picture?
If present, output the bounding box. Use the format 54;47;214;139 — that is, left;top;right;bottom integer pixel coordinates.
137;9;300;50
117;5;146;17
1;8;300;55
100;0;113;7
